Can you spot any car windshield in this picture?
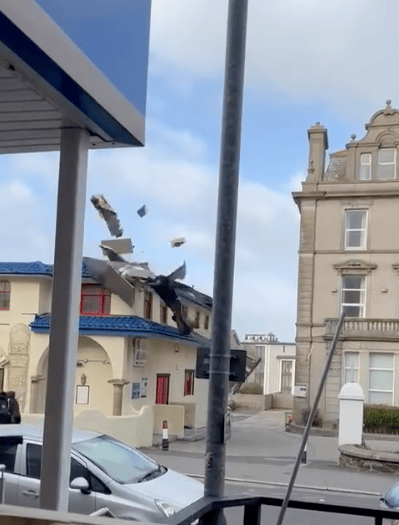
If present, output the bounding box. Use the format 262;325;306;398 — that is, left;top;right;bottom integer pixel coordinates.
73;435;159;484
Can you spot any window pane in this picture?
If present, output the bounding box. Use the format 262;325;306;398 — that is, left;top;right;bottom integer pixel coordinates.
26;444;42;479
347;231;363;247
379;149;395;163
343;276;363;289
370;353;393;369
345;369;359;383
0;294;10;309
347;211;366;229
377;164;395;179
70;457;90;483
81;296;101;313
0;281;10;292
0;444;18;472
343;305;360;317
361;153;371;165
343;290;361;303
103;294;111;315
369;391;392;405
359;165;371;180
370;370;393;390
345;353;358;368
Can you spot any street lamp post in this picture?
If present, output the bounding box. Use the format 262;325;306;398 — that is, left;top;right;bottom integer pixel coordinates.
203;1;248;524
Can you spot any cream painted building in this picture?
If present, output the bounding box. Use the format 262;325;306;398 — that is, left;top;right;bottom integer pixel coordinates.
293;101;399;427
0;261;211;435
243;333;296;396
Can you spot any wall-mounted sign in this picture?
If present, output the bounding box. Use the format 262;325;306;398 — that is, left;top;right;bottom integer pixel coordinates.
76;385;90;405
294;385;307;398
131;382;141;400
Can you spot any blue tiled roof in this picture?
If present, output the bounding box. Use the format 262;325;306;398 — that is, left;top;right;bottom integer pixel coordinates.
30;314;208;346
0;261;52;275
0;261;93;279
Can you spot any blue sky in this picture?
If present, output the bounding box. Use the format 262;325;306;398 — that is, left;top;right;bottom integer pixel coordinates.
1;0;397;342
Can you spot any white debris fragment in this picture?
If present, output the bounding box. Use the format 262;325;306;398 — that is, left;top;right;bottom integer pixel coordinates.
170;237;186;248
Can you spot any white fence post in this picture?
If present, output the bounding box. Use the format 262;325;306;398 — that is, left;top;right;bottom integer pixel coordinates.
338;382;364;446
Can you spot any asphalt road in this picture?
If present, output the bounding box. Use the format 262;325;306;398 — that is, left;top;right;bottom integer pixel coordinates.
143;409;399;524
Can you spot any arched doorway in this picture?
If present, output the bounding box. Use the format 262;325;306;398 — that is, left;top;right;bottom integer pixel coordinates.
32;337;113;415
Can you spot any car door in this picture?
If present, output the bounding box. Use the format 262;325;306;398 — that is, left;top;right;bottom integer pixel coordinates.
18;441;96;514
0;436;23;505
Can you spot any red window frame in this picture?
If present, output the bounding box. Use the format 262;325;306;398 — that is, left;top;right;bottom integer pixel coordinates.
184;370;195;396
144;291;152;320
80;285;111;316
160;301;168;324
0;281;10;311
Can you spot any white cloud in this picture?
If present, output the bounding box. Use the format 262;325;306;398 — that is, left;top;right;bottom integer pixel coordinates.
150;0;399;116
0;179;55;262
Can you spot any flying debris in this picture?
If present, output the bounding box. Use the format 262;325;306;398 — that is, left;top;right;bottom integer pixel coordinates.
99;244;126;263
147;262;194;336
170;237;186;248
137;205;148;218
91;194;123;237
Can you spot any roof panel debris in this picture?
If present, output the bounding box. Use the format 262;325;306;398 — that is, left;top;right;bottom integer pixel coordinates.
170;237;186;248
91;194;123;237
100;238;133;255
137;204;148;218
87;194;212;335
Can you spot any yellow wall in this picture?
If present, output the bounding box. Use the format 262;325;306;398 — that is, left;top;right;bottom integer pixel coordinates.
122;338;208;428
0;275;210;432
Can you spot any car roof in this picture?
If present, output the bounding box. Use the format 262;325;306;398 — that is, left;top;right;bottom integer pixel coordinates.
0;423;101;444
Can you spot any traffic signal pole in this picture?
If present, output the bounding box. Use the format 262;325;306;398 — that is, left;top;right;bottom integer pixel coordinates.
203;1;248;524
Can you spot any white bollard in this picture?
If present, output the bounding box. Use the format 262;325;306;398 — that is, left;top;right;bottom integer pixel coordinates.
338;382;364;446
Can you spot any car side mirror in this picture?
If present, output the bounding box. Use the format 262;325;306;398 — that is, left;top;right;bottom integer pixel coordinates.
70;476;90;494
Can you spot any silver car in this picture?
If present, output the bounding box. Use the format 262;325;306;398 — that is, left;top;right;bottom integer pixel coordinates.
0;424;203;521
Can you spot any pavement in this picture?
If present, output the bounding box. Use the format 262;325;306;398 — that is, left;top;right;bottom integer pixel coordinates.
143;409;399;497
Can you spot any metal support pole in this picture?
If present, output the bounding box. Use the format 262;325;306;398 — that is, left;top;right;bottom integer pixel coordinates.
203;1;248;523
276;312;346;525
39;128;89;511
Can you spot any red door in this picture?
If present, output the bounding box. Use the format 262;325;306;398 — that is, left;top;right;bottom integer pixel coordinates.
156;374;170;404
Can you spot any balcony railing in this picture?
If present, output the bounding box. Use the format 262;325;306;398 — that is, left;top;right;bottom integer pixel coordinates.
1;492;398;525
325;318;399;340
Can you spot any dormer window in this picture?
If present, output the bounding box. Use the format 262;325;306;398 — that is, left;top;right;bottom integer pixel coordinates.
377;148;396;179
80;285;110;316
359;154;371;180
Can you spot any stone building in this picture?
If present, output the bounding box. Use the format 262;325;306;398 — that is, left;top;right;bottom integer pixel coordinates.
293;101;399;427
